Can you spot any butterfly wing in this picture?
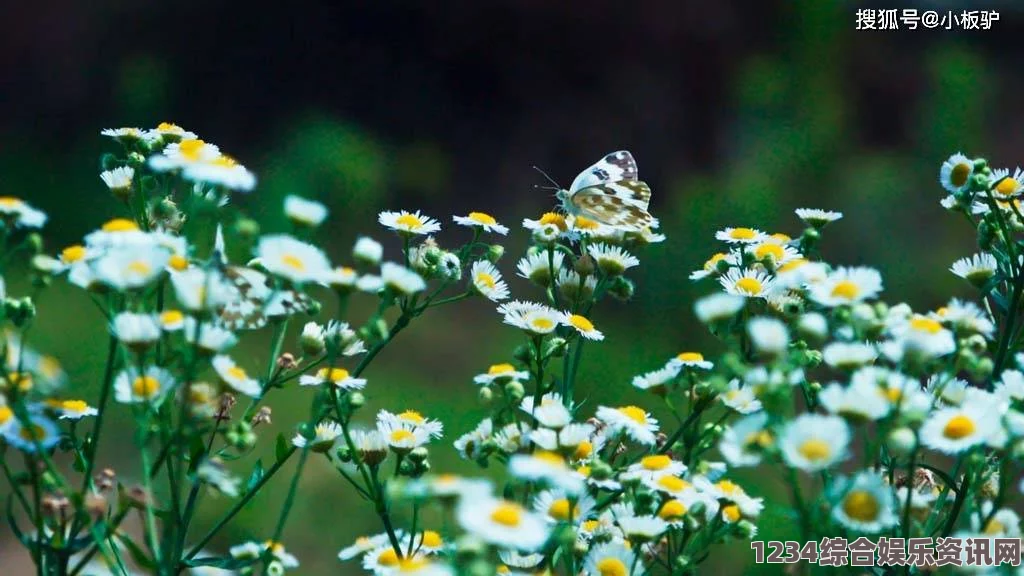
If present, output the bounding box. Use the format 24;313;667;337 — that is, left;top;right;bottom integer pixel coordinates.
571;181;659;231
216;266;271;330
568;150;638;193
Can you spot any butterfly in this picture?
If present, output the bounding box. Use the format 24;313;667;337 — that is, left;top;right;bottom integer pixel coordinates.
553;151;658;231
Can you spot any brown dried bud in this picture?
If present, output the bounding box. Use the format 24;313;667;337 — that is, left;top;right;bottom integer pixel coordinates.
96;468;116;492
84;493;108;520
216;393;237;421
126;485;152;508
276;352;298;371
42;493;69;517
251;406;272;427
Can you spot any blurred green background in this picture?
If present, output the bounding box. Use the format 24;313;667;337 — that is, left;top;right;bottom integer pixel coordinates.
2;1;1021;572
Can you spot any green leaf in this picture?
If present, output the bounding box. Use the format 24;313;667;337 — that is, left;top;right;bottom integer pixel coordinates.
247;459;265;493
186;555;254;569
275;433;289;464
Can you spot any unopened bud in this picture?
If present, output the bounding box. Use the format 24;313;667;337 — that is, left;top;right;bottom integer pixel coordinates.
250;406;272;427
276;352;298;371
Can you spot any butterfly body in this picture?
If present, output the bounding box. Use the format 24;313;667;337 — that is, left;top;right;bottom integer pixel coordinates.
556;151;658;231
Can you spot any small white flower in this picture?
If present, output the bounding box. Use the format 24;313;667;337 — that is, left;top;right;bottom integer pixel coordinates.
352;236;383;265
694;293;745;323
822;342;877;369
720;380;762;414
517;251;564;286
622;454;687;483
47;399;98;420
830;472;898;533
520;393;572;429
617;514;669;542
452;212;509;234
719;268;775;299
940;153;974;194
182;155;257;192
457;498;550;551
114;366;176;405
586;243;639;275
378;410;443;439
818;379;890;421
378;419;431;451
794;208;843;227
93;246;170;290
229;541;298;569
950;252;997;286
779;414;850;472
2;414;61;453
470;260;510;302
689;252;738;280
719;412;771;467
183;318;238;353
888;315;956;359
378;210;442;235
292;420;342;452
508;451;584;494
715;227;767;244
595;405;659;445
532;490;595;524
149;139;221;171
0;197;48;229
381;262;427;295
798;312;829;340
584;542;639;576
111;312;160;348
298;366;367;390
560;312;603;341
632;363;681;393
809;266;883;307
921;396;1001;454
257;234;332;284
284;195;328;227
338;533;395;561
746;317;789;356
170;268;239;312
212;355;261;398
100;166;135;193
473;362;528;386
990;167;1024;199
196;458;241;497
453;418;492;460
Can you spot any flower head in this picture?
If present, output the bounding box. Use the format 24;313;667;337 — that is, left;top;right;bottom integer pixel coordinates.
453;212;508;235
379;210;442;235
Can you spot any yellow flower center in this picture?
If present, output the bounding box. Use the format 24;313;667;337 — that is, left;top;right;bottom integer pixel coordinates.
420;530;442;548
395;213;424;229
0;406;11;424
943;414;976;439
548;498;575;520
61;400;88;413
539;212;567;230
746;430;773;448
722;504;742;522
830;280;860;300
102;218;139;232
797;439;832;462
596;557;628;576
729;228;758;240
770;233;792;243
582;519;600;532
754;243;785;262
0;197;24;209
574;216;599;230
399;410;426;424
126;260;152;276
280;254;305;271
716;480;740;495
178;139;207;161
7;373;32;391
842;490;880;522
211;155;238;168
19;424;47;442
910;316;943;334
676;352;704;363
573;440;593;460
226;366;248;381
390;429;415;443
568;314;594;333
61;245;87;263
617;405;648;425
984;519;1006;535
156;122;181;132
160;310;184;326
132;376;161;398
882;387;902;404
735;277;763;295
703;253;727;271
950;163;971;187
490;503;523;527
533;451;566;467
530;317;555;331
995;177;1020;197
777;258;807;273
657;476;690;492
488;363;515;375
476;272;497;288
468;212;497;225
659;499;687;520
316;367;351;382
398;558;430;571
377;548;400;566
168;254;189;271
640;454;672;470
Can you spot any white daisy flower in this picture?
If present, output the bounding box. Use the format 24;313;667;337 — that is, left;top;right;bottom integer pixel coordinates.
632;364;681;394
469;260;510;302
595;405;659;445
403;530;447;555
516;251;564;286
584;542;639;576
586;243;639;276
558;423;598;460
46;399;98;420
995;370;1024;404
560;312;604;341
746;317;789;356
196;458;241;497
114;366;176;405
0;197;47;229
182;155;256;192
926;374;970;406
830;472;898;533
794;208;843;227
774;258;829;289
888;315;956;359
473;362;528;386
457;498;550;551
689;252;736;281
183;318;238;353
284;195;328;227
940;153;974;194
381;262;427;295
699;478;764;520
694;292;745;323
212;355;261;398
149;139;222;171
950;252;997;287
81;218;152;249
378;410;443;439
566;214;617;237
505;305;562;336
2;414;61;453
378;210;442;235
322;266;359;291
720;380;762;414
111;312;160;349
719;413;771;467
933;299;995;337
556;268;597;300
715;227;768;244
989;167;1024;199
522;212;568;233
520;393;572;429
93;246;170;290
822;342;877;370
494;422;531;454
532;490;595;524
338;533;396;561
622;454;687;483
809;266;883;307
719;268;775;299
617;514;669;542
970;503;1021;537
361;544;407;573
453;418;492;460
747;241;801;266
298;366;367;390
818;379;890;421
349;429;389;466
146;122;197;142
452;212;509;235
509;451;584;494
498;550;544;572
292;420;342;453
921;396;1001;454
101;126;146;142
779;414;850;472
100;166;135;195
378;419;432;451
170;268;238;312
257;234;332;284
352;236;383;265
229;540;298;569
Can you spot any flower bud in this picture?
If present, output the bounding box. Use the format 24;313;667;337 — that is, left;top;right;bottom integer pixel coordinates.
348;392;366;410
299;322;326;356
574;254;595;276
478;387;493;405
543;337;568;358
886;427;916;458
486;244;505;263
234;218;260;241
607;276;634;301
353;236;383;266
504;380;525;401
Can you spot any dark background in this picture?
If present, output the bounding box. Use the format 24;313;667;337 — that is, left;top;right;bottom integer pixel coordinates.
2;1;1021;573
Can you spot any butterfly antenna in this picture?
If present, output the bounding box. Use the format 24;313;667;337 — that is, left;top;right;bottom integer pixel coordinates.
532;165;562;190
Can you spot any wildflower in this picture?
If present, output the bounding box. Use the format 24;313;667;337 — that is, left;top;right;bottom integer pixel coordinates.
438;252;461;281
378;410;444;439
353;236;383;265
101;126;146;142
93;246;170;290
623;454;687;482
298;366;367;390
950;252;997;287
809;266;883;307
453;418;492;460
158;310;185;332
0;197;47;228
522;212;568;233
720;380;762;414
146;122;197;142
47;399;98;420
715;227;767;244
822;342;877;370
403;530;447;554
690;252;736;280
501;302;562;336
747;241;801;267
595;405;659;445
719;268;775;299
338;533;396;561
170;268;238;312
830;472;899;533
349;429;389;465
587;243;639;275
618;514;669;542
453;212;509;235
532;490;596;524
83;218;151;249
473;362;528;386
934;299;995;337
779;414;850;472
794;208;843;227
284;195;328;227
100;166;135;198
818;379;890;421
989;167;1024;199
111;312;161;350
3;414;61;453
469;260;510;302
196;458;242;497
149;139;222;171
694;292;745;323
211;355;261;398
560;312;604;341
888;314;956;359
229;540;299;570
584;542;639;576
920;396;1001;454
516;251;564;285
774;258;828;289
457;497;550;551
257;234;332;284
509;451;584;493
520;394;572;429
631;364;681;394
378;210;442;235
114;366;176;405
719;413;771;467
292;421;342;453
183;319;238;353
374;262;424;296
746;317;789;356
